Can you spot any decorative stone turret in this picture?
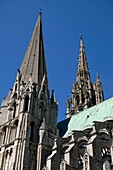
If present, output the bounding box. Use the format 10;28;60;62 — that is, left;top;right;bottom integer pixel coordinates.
93;73;104;104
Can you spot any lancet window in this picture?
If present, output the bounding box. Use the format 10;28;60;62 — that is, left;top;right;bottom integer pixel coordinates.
24;95;29;111
29;121;35;141
13;102;16;118
2;126;7;144
9;120;18;143
103;160;111;170
76;95;79;105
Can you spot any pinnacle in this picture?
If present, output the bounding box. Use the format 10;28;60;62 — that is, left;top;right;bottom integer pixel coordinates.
76;35;90;82
96;73;100;80
80;34;84;48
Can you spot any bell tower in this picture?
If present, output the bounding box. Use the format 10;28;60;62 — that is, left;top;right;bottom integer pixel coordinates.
66;35;104;118
0;12;58;170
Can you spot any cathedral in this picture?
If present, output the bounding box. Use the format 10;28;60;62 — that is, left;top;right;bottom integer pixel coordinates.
0;12;113;170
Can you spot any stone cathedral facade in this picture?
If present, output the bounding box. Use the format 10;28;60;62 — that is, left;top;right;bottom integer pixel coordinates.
0;12;113;170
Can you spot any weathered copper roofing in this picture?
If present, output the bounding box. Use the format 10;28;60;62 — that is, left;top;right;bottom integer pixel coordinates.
64;97;113;137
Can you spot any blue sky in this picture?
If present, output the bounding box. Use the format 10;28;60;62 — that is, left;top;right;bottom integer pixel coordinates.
0;0;113;121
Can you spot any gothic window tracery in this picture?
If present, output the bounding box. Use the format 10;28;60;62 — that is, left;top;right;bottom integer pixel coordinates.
101;147;111;158
78;140;87;168
3;148;13;170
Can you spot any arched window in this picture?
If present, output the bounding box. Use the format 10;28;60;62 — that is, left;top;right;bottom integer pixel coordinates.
13;93;17;99
13;102;16;118
14;120;18;138
76;95;79;105
5;150;8;159
82;93;85;103
78;139;87;168
10;148;13;156
103;160;110;170
43;85;46;92
15;84;17;91
24;95;29;112
2;126;6;144
9;120;18;143
29;122;34;141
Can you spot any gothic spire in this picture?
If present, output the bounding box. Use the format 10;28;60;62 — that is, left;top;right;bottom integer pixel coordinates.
76;35;90;81
20;12;48;87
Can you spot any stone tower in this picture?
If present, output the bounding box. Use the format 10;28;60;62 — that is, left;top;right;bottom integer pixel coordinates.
46;36;113;170
0;12;58;170
66;35;104;118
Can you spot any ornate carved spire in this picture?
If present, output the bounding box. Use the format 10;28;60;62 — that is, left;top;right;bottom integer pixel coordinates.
66;36;104;118
76;35;90;82
93;73;104;104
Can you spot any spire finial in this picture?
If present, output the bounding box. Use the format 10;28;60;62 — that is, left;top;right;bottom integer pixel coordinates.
79;33;84;48
96;73;100;80
80;33;82;40
39;8;42;16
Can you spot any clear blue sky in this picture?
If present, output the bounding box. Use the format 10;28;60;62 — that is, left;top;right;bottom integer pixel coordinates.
0;0;113;121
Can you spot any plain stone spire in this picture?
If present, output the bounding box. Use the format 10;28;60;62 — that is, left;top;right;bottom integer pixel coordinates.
20;12;48;87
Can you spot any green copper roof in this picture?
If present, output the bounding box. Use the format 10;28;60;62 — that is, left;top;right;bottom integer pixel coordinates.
64;97;113;137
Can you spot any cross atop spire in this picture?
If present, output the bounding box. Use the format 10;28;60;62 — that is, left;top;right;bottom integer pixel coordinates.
39;8;42;16
79;33;83;47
